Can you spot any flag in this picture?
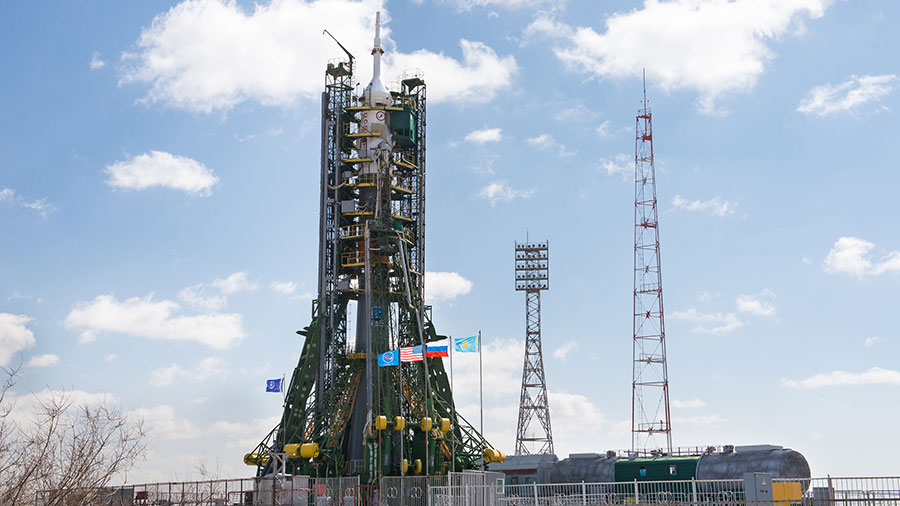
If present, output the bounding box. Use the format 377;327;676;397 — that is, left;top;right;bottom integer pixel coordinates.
378;350;399;367
425;345;448;357
400;345;424;362
266;378;283;392
455;335;479;353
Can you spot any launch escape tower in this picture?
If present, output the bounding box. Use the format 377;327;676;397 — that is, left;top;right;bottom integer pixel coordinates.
631;78;673;454
514;240;554;455
247;13;494;481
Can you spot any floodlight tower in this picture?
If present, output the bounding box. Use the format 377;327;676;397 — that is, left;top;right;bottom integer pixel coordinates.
514;240;554;455
632;75;673;454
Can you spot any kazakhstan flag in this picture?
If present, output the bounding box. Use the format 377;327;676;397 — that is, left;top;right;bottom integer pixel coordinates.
454;335;479;353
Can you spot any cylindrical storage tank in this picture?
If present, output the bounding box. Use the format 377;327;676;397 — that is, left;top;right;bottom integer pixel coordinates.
696;447;810;492
546;454;619;483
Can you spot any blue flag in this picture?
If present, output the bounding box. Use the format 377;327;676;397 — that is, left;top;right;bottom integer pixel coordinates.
455;335;479;353
378;350;400;367
266;378;283;392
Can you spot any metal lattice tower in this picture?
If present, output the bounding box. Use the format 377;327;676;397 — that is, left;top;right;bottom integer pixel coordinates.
632;75;673;454
247;14;495;481
515;240;554;455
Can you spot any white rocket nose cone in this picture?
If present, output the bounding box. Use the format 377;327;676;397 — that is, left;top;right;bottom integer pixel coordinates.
363;11;389;105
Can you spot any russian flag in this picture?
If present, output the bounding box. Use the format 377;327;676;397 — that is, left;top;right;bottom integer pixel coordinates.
425;345;448;357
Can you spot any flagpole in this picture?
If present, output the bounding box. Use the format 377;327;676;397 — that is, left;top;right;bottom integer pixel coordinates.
478;329;484;472
450;335;455;474
278;375;287;451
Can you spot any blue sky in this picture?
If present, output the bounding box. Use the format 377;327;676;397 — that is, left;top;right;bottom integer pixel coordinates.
2;0;899;482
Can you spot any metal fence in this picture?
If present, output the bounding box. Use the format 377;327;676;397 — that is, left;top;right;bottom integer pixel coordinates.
432;477;900;506
42;476;900;506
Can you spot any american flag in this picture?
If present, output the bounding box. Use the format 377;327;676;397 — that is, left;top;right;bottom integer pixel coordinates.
399;345;424;362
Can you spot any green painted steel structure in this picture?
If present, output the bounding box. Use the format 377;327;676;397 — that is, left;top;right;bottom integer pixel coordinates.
247;44;494;483
614;456;701;482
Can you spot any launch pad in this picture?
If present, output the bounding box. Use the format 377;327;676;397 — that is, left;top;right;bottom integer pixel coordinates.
245;13;499;482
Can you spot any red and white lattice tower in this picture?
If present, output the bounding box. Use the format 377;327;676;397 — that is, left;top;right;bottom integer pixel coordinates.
632;76;673;454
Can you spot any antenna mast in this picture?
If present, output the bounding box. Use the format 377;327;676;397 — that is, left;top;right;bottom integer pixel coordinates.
632;72;673;454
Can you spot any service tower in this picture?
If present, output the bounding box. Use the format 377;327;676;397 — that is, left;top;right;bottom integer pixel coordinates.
246;13;496;481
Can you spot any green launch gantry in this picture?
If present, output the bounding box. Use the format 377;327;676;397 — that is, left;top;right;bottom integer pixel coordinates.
246;18;500;483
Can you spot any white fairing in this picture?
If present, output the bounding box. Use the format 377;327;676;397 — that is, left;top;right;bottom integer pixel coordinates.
362;11;389;107
358;11;392;176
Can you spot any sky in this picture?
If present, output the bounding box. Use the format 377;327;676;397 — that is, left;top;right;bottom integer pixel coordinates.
1;0;899;483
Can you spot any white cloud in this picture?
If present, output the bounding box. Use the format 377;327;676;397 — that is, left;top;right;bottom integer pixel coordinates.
596;120;613;138
5;389;120;428
736;289;776;316
179;272;259;311
479;180;535;206
7;291;42;302
130;405;203;440
670;308;743;335
236;126;283;143
462;391;607;456
424;272;473;302
608;418;632;436
671;398;706;409
446;0;560;11
783;367;900;389
526;133;576;157
126;404;279;447
546;391;605;447
864;337;880;347
207;415;282;449
545;0;832;113
469;155;498;176
26;353;59;368
0;313;36;366
89;51;106;70
270;280;297;295
65;294;247;349
177;288;226;313
672;414;726;425
121;1;517;112
523;14;575;42
452;338;522;400
447;335;610;456
672;195;735;217
553;340;578;361
465;127;503;144
104;353;118;362
798;74;898;116
0;186;56;218
211;272;258;295
105;151;218;195
599;153;631;179
823;237;900;278
150;357;226;386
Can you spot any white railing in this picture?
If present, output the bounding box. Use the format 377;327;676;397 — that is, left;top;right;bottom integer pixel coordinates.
46;475;900;506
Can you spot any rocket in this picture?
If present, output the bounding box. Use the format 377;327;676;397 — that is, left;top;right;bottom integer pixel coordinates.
356;11;393;215
347;10;394;464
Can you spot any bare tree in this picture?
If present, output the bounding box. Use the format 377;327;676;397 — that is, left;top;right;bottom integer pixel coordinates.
0;363;146;506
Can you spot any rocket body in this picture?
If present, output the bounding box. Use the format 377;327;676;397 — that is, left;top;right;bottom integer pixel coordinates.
348;10;394;465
